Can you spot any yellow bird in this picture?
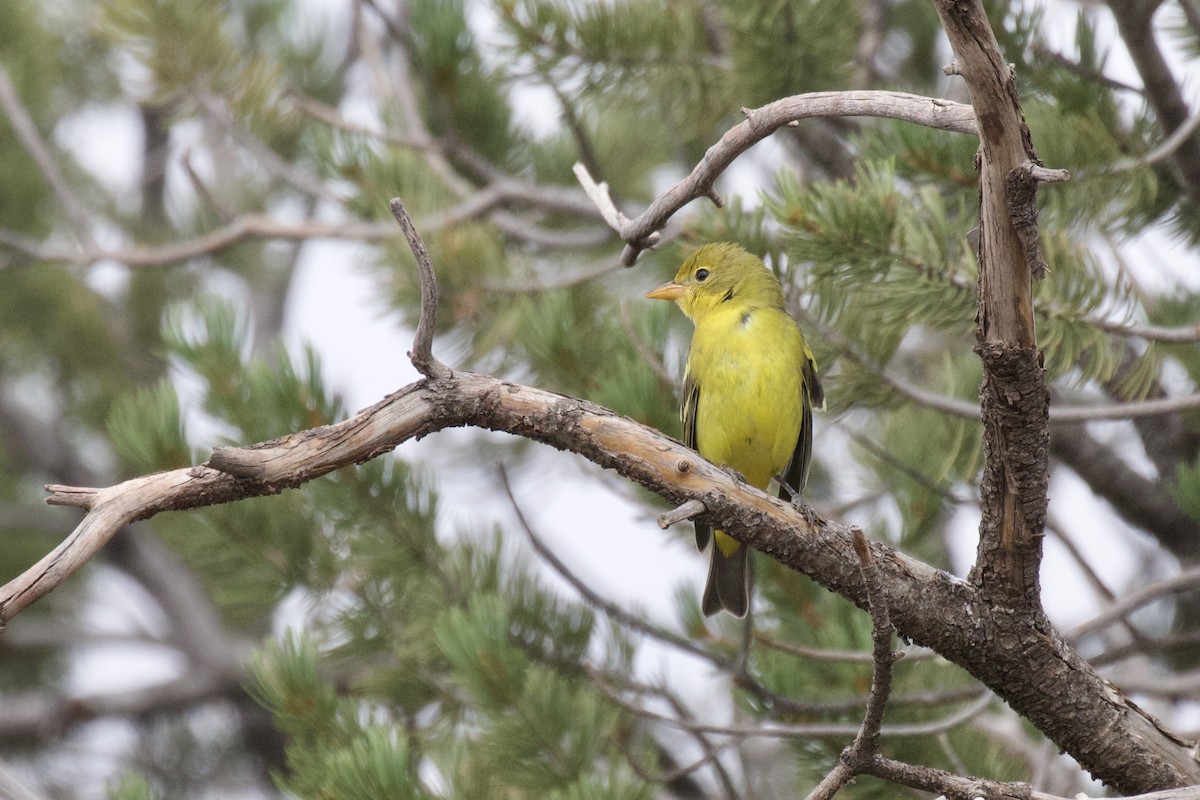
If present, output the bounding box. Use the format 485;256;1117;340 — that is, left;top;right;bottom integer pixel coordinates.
646;243;822;617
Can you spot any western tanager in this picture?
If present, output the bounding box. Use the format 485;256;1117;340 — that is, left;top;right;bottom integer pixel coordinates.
646;243;822;617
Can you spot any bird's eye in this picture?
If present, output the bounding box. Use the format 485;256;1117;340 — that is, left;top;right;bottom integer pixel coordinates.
694;268;710;282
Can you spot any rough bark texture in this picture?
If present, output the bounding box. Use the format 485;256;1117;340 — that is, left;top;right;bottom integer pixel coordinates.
970;344;1049;605
931;2;1050;606
7;371;1199;793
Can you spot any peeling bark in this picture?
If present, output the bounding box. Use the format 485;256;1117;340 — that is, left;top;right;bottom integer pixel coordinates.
970;344;1049;605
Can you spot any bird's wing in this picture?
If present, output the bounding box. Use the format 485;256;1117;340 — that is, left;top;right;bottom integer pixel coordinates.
805;349;825;411
682;371;699;451
779;352;822;499
681;371;711;551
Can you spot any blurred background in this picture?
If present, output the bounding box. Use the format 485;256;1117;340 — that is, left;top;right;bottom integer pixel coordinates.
2;0;1200;797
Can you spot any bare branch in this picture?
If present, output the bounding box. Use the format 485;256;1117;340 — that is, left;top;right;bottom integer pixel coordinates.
2;215;385;268
753;633;936;664
0;65;96;251
290;91;609;224
1100;103;1200;175
1091;631;1200;669
1095;318;1200;344
862;755;1033;800
805;760;855;799
1029;41;1145;95
198;91;336;201
853;347;1200;423
573;90;976;265
1105;0;1200;203
0;366;1186;789
1051;424;1200;563
571;163;633;235
931;0;1052;607
0;668;243;745
656;499;707;529
0;760;48;800
806;528;898;800
848;529;895;751
593;672;992;741
498;467;719;667
1070;564;1200;642
389;197;450;379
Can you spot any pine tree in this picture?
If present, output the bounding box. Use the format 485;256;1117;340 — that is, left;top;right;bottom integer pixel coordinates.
1;0;1200;797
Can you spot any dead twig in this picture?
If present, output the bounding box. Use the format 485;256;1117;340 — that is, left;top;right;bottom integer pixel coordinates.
390;197;450;379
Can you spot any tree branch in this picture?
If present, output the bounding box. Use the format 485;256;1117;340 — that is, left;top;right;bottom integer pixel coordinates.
0;64;96;252
0;364;1186;792
1105;0;1200;204
1071;565;1200;642
931;0;1052;607
1050;424;1200;562
806;529;898;800
390;197;449;379
0;668;244;746
573;90;976;265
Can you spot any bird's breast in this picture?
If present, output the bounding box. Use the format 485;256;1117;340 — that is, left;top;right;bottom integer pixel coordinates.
688;307;806;490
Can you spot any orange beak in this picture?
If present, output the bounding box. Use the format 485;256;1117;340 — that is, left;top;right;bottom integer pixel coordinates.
645;281;686;301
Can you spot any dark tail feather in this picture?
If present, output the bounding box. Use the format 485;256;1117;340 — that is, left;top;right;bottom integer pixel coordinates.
701;539;749;618
694;521;711;551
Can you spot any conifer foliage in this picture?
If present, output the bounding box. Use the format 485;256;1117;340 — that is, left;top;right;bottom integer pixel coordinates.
2;0;1200;798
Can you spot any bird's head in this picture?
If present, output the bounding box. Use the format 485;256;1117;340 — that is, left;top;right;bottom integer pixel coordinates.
645;242;785;321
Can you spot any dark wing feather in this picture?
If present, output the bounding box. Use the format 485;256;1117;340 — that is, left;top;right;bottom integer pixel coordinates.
681;373;711;551
804;350;825;411
779;353;822;499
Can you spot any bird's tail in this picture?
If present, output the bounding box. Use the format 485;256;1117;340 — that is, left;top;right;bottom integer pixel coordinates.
701;531;749;617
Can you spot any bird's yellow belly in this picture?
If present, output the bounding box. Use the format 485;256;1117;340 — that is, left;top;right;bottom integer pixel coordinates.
691;310;804;491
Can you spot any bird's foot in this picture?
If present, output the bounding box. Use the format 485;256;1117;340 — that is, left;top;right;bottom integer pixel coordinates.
722;465;749;485
791;496;819;529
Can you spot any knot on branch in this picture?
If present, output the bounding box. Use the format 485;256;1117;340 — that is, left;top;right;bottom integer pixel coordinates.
1004;161;1066;281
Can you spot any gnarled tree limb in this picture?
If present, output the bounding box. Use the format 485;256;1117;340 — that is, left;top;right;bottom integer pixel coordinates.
0;364;1194;793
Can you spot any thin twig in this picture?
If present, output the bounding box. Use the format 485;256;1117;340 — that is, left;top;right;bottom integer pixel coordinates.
1094;317;1200;344
572;163;630;234
882;362;1200;422
1070;564;1200;641
198;91;337;201
0;758;48;800
1029;42;1144;95
616;299;676;391
497;468;913;718
497;467;720;666
656;499;706;529
1100;97;1200;175
0;65;96;251
591;668;992;741
483;257;618;293
848;529;895;751
389;197;449;379
806;529;898;800
0;215;440;269
1090;630;1200;669
753;632;936;663
659;688;743;800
